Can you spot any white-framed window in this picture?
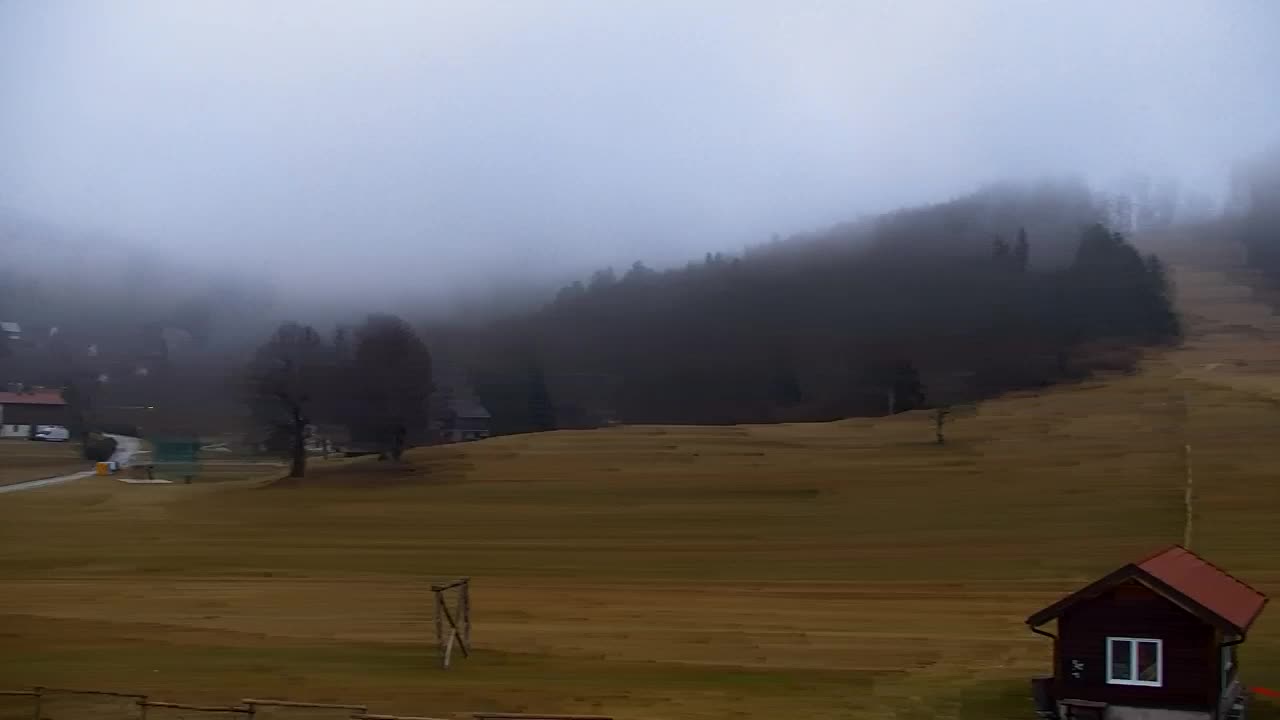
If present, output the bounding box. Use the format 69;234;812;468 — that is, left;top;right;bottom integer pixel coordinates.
1107;637;1163;686
1222;642;1238;688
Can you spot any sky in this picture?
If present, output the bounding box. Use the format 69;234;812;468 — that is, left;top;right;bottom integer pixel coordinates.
2;1;1279;303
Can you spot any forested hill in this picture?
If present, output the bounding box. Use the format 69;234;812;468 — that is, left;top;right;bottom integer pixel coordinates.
1232;146;1280;282
464;181;1180;431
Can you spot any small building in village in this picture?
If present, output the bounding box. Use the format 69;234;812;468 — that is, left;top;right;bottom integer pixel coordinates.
1028;545;1267;720
0;389;68;438
438;397;491;443
429;360;491;443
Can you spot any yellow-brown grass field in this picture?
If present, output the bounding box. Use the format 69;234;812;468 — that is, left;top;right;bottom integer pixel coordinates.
3;248;1280;720
0;439;82;487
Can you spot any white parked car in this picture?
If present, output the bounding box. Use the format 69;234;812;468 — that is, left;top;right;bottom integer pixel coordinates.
33;425;70;442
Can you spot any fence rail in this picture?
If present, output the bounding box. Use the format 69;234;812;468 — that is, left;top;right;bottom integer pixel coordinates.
34;687;147;699
2;688;611;720
243;699;369;712
473;714;614;720
353;707;453;712
139;701;251;716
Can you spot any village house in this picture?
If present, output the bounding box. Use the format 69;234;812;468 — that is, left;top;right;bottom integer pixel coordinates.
0;388;68;438
1028;546;1267;720
438;396;491;443
429;360;491;443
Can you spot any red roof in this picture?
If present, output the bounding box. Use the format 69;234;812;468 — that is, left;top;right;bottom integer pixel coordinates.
1137;545;1267;632
1028;545;1268;633
0;391;66;406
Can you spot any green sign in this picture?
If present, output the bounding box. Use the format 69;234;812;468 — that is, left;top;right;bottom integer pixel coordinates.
152;436;201;481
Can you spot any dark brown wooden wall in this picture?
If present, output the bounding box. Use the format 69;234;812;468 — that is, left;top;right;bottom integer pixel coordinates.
1;403;68;428
1055;581;1219;709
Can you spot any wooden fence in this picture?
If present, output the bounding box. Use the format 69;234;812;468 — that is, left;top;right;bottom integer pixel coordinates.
0;689;612;720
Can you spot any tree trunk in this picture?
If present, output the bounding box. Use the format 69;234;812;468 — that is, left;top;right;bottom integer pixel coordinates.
389;426;405;462
289;415;307;478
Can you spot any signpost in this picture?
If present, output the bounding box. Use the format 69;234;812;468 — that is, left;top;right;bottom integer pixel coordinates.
151;436;201;483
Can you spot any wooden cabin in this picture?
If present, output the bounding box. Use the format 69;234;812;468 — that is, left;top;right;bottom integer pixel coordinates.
1027;546;1268;720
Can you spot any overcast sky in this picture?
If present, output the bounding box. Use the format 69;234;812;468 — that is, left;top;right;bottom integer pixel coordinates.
2;1;1278;301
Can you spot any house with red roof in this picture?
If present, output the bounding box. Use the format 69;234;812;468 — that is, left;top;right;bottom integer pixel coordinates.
1028;546;1267;720
0;389;68;438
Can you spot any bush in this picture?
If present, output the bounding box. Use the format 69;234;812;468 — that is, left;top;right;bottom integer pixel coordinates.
82;433;118;462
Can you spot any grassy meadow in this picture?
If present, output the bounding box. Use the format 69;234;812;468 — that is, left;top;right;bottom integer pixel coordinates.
0;439;83;486
2;256;1280;720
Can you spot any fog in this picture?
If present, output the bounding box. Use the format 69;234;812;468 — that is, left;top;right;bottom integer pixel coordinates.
2;1;1278;304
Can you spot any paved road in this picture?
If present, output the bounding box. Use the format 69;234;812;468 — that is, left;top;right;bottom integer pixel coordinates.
0;434;141;495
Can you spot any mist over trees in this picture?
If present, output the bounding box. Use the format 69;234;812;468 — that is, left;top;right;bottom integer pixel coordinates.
3;178;1182;449
3;0;1275;460
1230;146;1280;282
461;181;1179;429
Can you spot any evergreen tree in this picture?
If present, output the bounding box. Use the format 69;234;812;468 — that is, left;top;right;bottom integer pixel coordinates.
589;267;617;291
772;355;803;407
1013;227;1030;272
527;359;556;431
891;360;925;413
992;236;1011;264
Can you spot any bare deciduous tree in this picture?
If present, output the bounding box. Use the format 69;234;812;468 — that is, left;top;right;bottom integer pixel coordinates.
248;322;330;478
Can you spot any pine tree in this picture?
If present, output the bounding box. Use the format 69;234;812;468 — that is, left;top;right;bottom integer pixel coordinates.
527;360;556;431
992;236;1011;264
891;360;925;414
1014;227;1030;272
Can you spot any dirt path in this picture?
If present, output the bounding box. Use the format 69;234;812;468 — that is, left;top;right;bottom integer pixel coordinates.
0;434;140;495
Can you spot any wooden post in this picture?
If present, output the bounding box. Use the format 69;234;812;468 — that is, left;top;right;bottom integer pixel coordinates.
462;579;471;649
434;589;445;668
32;688;42;720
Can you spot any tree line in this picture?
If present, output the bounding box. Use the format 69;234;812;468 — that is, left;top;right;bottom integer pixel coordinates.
458;181;1179;430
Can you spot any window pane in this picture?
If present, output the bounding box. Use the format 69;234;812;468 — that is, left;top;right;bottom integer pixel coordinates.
1138;641;1160;682
1110;639;1133;681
